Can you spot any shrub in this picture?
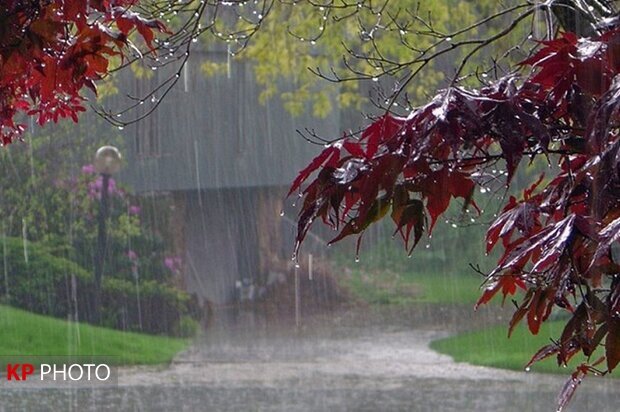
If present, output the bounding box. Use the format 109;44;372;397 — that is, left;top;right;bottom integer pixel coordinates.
0;237;90;318
175;316;200;338
99;278;198;336
0;237;199;336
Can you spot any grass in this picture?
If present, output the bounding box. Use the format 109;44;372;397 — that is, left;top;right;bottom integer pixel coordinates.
430;318;606;375
342;267;485;305
334;222;497;306
0;305;191;368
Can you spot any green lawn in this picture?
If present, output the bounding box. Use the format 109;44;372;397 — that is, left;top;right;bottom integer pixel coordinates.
0;305;191;367
430;319;606;374
342;267;486;305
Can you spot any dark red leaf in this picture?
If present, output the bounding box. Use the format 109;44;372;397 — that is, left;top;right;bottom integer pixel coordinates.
343;140;365;158
361;115;404;159
525;343;560;369
556;366;588;412
288;146;339;196
606;318;620;372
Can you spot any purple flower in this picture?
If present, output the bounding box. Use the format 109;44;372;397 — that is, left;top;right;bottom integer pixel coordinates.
164;257;175;271
129;205;141;215
93;177;103;189
127;250;138;261
86;176;122;200
81;164;95;174
164;256;183;273
108;178;117;193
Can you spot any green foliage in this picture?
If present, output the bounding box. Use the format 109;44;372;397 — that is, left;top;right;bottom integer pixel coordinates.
0;117;124;241
0;120;194;333
175;315;200;338
0;237;198;336
199;0;527;116
101;277;196;335
0;236;90;317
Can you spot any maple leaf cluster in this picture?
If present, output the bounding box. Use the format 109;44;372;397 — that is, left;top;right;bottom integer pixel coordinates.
0;0;167;144
292;19;620;408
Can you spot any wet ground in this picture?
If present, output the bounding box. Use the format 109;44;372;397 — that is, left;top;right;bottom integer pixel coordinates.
1;305;618;411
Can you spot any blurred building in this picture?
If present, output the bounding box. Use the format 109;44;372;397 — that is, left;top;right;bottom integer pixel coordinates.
120;51;349;305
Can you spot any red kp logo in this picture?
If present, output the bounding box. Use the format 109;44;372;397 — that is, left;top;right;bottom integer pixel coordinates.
6;363;35;380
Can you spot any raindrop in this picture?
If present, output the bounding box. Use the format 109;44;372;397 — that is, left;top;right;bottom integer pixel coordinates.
525;367;531;372
2;231;8;300
279;210;285;217
22;219;28;265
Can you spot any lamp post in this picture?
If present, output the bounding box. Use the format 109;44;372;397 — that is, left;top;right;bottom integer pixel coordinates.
93;146;122;323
